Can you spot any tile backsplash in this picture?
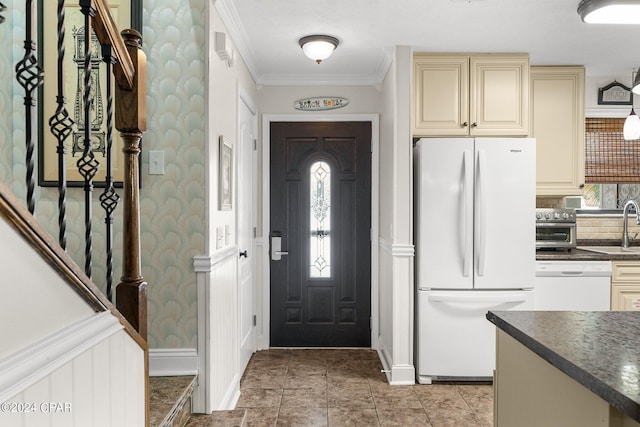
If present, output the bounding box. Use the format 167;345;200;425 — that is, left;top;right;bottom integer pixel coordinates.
577;216;640;241
537;196;640;241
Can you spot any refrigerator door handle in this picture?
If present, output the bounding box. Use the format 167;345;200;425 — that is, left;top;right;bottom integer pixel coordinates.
476;149;487;277
463;150;473;277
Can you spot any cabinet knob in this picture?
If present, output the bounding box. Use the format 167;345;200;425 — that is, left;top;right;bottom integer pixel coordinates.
462;122;468;127
471;122;478;127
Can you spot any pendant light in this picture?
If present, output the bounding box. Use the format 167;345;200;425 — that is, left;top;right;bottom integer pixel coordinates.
633;70;640;95
299;35;339;64
578;0;640;24
624;71;640;140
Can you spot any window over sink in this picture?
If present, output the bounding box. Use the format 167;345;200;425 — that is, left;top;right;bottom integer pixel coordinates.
580;118;640;210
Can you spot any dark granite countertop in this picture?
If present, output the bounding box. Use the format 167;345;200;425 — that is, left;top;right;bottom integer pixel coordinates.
536;241;640;261
487;310;640;422
536;248;614;261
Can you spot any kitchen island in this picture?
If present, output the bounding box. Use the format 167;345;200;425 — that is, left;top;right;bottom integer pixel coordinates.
487;310;640;427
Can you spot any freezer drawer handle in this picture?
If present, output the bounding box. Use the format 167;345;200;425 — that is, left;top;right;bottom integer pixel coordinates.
427;292;528;304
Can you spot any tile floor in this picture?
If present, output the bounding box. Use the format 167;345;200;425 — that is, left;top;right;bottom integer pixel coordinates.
187;348;493;427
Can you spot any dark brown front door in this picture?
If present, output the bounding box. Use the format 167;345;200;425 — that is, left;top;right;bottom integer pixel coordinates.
270;121;372;347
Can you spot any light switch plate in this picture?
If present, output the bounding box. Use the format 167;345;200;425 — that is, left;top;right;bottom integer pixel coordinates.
149;150;164;175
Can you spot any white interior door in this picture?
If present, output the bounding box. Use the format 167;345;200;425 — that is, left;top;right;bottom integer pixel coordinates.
237;95;257;373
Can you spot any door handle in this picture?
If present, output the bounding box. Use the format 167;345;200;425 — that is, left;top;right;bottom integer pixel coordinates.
239;250;248;258
271;235;289;261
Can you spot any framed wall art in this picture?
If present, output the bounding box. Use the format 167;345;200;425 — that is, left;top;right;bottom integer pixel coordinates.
598;81;632;105
219;135;233;211
37;0;138;187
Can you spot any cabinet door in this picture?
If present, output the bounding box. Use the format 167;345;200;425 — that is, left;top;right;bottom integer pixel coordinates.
470;55;529;136
531;66;585;196
611;285;640;310
612;260;640;282
413;54;469;136
611;261;640;310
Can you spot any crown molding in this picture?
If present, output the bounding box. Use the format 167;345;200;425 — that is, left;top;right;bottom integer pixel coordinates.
214;0;261;82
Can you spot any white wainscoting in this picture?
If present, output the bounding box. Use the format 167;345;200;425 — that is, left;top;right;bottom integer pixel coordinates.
193;247;240;413
0;219;96;361
0;312;145;427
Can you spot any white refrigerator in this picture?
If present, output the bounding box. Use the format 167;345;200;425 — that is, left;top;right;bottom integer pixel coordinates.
414;137;536;384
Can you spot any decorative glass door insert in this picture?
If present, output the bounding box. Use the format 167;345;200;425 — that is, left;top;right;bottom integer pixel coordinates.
310;161;331;278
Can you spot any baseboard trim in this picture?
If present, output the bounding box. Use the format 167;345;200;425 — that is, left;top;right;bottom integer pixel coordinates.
0;311;122;403
149;348;198;377
377;335;416;385
377;336;392;383
218;373;241;410
389;364;416;385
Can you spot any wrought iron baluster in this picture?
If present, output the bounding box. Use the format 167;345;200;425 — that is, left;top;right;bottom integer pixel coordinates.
15;0;44;214
0;2;7;24
48;0;75;250
99;44;120;302
77;1;99;278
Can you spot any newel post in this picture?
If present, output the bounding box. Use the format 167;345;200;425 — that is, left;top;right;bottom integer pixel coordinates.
115;29;147;340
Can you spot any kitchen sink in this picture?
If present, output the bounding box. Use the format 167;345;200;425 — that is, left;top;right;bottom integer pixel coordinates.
578;246;640;255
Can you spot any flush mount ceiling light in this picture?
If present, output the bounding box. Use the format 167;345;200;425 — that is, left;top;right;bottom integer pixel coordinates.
578;0;640;24
299;35;339;64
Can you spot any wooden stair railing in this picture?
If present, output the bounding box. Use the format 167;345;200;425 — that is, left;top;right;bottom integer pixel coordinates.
19;0;149;339
83;0;148;341
12;1;149;424
0;180;149;424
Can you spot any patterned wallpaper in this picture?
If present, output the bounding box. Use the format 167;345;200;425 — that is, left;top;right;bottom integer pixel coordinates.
0;4;14;185
140;0;206;348
2;1;206;349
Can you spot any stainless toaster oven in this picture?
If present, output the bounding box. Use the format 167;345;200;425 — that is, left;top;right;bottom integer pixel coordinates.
535;208;577;249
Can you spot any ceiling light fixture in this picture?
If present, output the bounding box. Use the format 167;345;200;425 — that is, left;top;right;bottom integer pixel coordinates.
633;71;640;95
578;0;640;24
298;35;339;64
624;71;640;140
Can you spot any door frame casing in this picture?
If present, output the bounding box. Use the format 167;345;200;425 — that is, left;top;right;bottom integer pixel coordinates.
260;114;380;350
237;87;258;372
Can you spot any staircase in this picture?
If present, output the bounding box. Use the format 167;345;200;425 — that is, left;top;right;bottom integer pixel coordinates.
3;1;151;425
150;376;198;427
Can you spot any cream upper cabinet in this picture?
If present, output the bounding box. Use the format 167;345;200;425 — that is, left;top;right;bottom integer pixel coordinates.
412;53;529;137
531;66;585;196
611;261;640;311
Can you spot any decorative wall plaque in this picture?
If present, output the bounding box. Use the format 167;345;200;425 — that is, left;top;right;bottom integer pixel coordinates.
598;81;632;105
294;97;349;111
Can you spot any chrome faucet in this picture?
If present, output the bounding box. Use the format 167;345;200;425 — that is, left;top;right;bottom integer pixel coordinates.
622;199;640;248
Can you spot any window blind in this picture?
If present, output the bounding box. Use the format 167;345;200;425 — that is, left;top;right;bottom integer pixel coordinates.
585;117;640;183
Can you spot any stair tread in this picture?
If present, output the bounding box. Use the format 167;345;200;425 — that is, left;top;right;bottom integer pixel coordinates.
150;376;197;427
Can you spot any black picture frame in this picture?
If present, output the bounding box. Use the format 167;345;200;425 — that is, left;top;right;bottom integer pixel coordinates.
37;0;142;188
598;81;632;106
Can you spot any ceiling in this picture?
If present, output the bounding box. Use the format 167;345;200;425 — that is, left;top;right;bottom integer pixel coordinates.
216;0;640;86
